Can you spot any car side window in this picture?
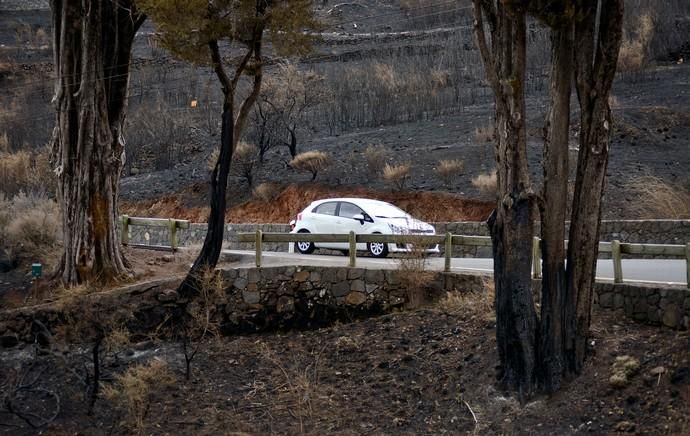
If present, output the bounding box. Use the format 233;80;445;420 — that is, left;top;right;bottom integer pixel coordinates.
313;202;337;216
338;202;364;219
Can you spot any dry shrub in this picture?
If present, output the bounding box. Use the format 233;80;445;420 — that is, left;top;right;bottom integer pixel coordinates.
472;170;498;195
0;132;8;153
253;182;282;202
104;359;176;434
289;150;330;181
626;175;690;218
373;62;398;92
231;141;259;187
436;159;464;187
429;68;450;88
0;146;55;197
383;162;411;191
363;144;386;179
618;13;655;72
0;192;61;266
398;254;435;309
438;279;495;318
207;148;219;171
259;344;323;433
474;124;495;143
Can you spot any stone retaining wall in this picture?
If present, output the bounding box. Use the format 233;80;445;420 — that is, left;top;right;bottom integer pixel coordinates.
126;219;690;259
593;283;690;329
1;266;687;347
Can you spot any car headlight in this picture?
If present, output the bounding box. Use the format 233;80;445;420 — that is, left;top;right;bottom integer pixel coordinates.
388;224;406;234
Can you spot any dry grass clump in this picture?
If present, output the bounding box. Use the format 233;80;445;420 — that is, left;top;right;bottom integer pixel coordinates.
626;175;690;219
472;170;498;195
436;159;464;187
618;13;654;72
231;141;259;187
103;359;176;434
363;144;386;179
253;182;282;202
474;124;495;143
0;192;61;267
0;146;55;196
289;150;330;181
438;279;495;319
383;162;411;191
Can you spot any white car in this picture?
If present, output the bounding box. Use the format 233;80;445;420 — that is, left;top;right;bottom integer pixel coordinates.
289;198;440;258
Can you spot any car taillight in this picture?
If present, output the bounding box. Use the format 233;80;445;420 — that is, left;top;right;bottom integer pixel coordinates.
297;213;302;221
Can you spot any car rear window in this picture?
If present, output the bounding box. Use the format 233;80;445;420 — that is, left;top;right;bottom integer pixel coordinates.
338;202;364;218
313;202;337;215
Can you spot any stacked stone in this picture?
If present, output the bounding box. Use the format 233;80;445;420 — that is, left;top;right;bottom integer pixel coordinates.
595;283;690;329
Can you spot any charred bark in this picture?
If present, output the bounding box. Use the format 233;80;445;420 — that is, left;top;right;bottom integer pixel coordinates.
177;29;264;299
51;0;144;286
474;1;537;399
537;23;574;393
565;0;624;372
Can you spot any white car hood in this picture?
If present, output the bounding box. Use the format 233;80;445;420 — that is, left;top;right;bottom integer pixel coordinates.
376;216;435;233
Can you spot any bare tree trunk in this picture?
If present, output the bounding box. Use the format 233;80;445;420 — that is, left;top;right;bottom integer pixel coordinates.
538;24;574;393
177;33;263;298
565;0;624;373
474;1;537;399
51;0;144;286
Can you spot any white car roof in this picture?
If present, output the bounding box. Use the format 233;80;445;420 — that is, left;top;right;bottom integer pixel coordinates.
308;198;408;215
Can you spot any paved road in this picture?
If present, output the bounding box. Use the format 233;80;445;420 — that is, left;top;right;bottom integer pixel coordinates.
224;250;688;286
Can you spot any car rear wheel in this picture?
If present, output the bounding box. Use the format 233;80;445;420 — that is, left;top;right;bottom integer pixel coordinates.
367;234;388;258
295;230;315;254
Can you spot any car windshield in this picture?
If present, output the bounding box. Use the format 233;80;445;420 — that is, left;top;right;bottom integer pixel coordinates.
366;202;409;219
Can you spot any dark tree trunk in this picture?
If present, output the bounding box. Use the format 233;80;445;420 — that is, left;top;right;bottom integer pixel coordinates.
565;0;624;373
51;0;144;286
287;127;297;158
177;32;264;299
537;24;574;393
474;1;537;399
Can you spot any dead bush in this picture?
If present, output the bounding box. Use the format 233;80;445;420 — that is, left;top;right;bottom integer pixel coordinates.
0;146;55;197
437;279;495;319
398;250;435;309
231;141;259;187
474;124;495;143
626;175;690;218
289;150;330;181
364;144;386;180
0;192;61;267
253;182;282;202
383;162;411;191
103;359;175;434
472;170;498;195
618;13;655;72
436;159;464;187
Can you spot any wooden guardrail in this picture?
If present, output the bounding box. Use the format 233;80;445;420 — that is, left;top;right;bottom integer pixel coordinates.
119;215;190;252
238;231;690;288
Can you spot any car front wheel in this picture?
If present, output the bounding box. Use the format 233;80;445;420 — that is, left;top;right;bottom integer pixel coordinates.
295;230;315;254
367;234;388;258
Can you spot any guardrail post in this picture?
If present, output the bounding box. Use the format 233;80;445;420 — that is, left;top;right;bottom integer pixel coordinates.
612;240;623;283
168;219;178;252
349;231;356;268
255;230;263;268
444;232;452;272
685;242;690;289
121;215;129;246
532;237;541;279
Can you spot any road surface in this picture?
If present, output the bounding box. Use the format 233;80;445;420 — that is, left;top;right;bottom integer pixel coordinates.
224;250;688;286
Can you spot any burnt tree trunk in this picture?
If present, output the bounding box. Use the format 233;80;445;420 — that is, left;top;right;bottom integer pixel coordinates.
177;31;264;298
565;0;624;372
474;1;537;399
51;0;144;286
537;23;574;393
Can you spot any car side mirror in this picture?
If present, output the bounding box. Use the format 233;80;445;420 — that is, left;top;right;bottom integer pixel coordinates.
352;214;366;224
